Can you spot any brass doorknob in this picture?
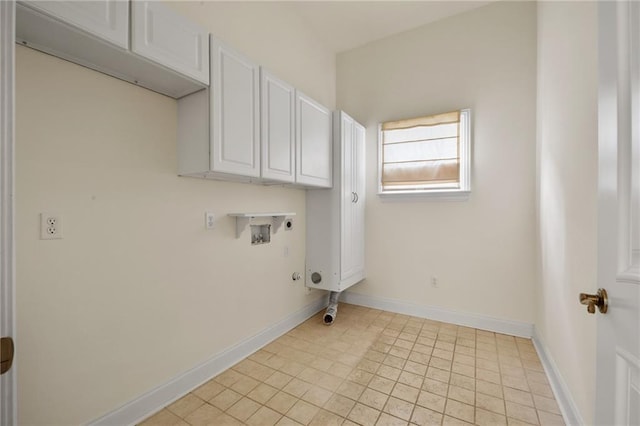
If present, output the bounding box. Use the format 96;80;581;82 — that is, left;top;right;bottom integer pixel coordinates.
1;337;14;375
579;288;608;314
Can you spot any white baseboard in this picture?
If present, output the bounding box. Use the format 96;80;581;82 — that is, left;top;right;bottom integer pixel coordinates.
532;328;583;426
88;297;328;426
341;291;534;338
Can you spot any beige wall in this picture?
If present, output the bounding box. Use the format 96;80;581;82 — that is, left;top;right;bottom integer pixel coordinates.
336;2;538;323
15;3;335;423
168;1;335;109
535;2;598;423
14;0;600;424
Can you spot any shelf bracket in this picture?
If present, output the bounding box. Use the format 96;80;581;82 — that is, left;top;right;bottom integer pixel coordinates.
235;217;251;239
272;216;286;234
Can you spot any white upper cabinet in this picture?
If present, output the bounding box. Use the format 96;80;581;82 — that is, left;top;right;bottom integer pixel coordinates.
177;39;333;187
24;1;128;49
131;1;209;85
210;36;260;178
16;0;208;98
296;92;332;188
261;69;295;183
177;38;262;182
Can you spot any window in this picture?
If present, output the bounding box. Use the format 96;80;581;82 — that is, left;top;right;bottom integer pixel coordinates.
378;109;470;196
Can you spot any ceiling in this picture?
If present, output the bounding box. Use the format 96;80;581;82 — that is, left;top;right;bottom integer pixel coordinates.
283;1;493;54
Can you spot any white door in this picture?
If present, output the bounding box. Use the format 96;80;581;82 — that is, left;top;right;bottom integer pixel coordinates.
210;36;260;178
339;113;366;283
296;92;332;188
23;0;128;49
340;112;355;280
594;1;640;424
0;1;16;425
131;0;209;85
260;69;295;183
353;121;366;277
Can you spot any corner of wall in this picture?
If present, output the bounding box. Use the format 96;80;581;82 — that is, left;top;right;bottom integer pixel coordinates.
534;1;598;424
531;328;584;426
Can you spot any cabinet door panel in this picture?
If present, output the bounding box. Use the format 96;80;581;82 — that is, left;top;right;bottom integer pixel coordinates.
211;38;260;177
132;1;209;84
340;114;356;280
296;92;332;187
25;0;128;48
353;122;366;274
261;70;295;182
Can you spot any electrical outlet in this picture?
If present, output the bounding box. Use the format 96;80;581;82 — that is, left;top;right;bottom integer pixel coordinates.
40;213;63;240
431;276;438;288
205;212;215;230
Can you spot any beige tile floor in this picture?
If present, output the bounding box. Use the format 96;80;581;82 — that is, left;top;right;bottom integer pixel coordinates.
139;303;564;426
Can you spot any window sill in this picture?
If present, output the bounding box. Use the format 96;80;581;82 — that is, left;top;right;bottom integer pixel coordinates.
377;189;470;202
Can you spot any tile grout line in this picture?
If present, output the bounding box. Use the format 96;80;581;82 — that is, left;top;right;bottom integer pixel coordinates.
140;305;562;426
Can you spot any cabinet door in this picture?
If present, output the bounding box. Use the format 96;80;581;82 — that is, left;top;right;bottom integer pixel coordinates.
340;113;366;282
352;121;366;276
296;92;332;187
24;0;128;48
340;113;357;280
132;1;209;84
210;37;260;178
261;70;295;183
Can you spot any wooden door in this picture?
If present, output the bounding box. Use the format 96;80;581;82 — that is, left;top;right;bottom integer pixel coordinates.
594;1;640;423
0;1;16;424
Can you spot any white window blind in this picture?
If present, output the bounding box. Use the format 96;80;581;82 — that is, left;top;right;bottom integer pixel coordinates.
379;109;470;194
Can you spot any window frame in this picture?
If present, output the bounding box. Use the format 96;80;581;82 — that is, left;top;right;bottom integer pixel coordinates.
377;108;471;199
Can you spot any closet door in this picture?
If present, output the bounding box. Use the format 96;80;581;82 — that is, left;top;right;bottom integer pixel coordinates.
352;122;366;276
261;69;295;183
340;113;357;280
210;37;260;178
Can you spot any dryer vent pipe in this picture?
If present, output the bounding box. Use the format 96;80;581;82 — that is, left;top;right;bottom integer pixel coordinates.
323;291;340;325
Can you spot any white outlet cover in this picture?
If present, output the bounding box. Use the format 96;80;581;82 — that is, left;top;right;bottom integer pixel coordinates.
40;213;63;239
205;212;215;229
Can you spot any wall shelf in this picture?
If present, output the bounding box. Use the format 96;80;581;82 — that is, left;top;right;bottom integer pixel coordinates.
228;212;296;239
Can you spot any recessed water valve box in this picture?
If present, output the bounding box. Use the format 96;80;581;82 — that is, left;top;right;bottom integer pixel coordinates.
251;224;271;245
228;212;296;243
